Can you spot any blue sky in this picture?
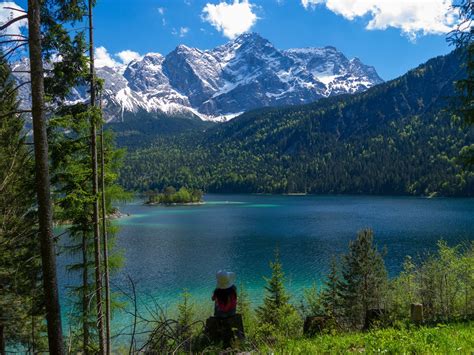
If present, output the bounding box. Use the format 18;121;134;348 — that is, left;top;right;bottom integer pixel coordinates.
3;0;460;80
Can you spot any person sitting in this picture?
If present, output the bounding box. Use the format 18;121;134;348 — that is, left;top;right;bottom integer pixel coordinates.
212;270;237;318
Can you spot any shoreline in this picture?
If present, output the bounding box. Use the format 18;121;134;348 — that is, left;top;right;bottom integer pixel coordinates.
145;201;205;207
55;209;130;226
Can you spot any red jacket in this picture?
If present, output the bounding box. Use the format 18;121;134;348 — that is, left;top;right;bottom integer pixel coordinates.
212;286;237;312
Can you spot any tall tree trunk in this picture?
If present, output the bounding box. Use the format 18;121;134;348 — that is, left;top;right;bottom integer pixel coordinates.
27;0;64;353
88;1;105;353
100;127;112;354
0;322;5;355
82;231;90;354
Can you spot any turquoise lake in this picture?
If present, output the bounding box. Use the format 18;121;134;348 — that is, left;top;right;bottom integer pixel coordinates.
57;194;474;320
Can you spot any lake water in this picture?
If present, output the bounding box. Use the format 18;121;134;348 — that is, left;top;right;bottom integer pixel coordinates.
83;194;473;310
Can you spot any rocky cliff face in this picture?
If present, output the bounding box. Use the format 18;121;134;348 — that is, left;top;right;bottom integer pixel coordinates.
14;33;383;122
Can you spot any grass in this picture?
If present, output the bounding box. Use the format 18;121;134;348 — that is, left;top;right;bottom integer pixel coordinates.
259;322;474;354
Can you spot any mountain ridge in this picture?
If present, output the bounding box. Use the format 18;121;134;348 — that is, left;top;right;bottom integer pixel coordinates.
13;32;383;123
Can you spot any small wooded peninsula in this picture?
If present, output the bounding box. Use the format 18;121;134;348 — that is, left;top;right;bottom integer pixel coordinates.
145;186;204;205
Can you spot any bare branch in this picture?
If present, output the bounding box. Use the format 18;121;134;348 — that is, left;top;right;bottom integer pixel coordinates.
128;275;138;355
0;109;31;119
0;39;28;45
0;42;27;60
2;6;27;14
0;34;28;39
0;14;28;32
3;80;31;100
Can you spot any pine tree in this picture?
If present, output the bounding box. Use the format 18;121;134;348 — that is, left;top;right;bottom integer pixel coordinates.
256;248;290;325
50;105;125;353
321;256;342;318
27;1;64;350
86;0;106;351
0;56;45;350
176;290;195;349
337;229;388;328
237;283;253;334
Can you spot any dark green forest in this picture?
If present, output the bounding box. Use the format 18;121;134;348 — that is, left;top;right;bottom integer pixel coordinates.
119;49;473;196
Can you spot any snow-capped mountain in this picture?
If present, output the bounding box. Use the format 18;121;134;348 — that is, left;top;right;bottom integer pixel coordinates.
15;33;383;122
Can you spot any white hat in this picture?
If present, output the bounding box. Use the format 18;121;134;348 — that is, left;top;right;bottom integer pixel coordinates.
216;270;236;289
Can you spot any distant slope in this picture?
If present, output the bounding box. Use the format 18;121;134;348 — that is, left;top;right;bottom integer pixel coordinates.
120;49;473;196
107;111;213;149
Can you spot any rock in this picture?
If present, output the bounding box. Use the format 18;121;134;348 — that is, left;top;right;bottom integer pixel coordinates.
205;314;245;348
364;308;387;329
411;303;424;324
304;316;329;336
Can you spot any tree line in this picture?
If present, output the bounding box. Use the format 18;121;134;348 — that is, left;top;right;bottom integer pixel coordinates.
120;47;473;196
146;186;203;205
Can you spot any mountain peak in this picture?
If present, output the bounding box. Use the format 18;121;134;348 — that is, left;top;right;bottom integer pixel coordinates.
231;32;272;48
13;32;384;123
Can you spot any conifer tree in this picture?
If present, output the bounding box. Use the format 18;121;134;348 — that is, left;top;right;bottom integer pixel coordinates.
176;290;195;349
337;229;388;328
237;283;253;332
0;56;44;349
256;248;290;325
50;104;125;353
86;0;106;351
27;1;64;350
321;256;342;318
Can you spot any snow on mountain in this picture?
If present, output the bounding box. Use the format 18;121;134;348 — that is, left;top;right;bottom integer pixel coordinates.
14;33;384;122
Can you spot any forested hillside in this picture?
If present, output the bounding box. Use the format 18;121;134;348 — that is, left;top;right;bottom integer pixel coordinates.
120;49;473;196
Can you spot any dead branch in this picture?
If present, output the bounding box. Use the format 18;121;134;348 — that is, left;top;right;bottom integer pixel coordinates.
3;81;31;100
0;110;31;119
0;42;27;60
0;14;28;32
0;34;27;39
0;39;28;45
2;6;27;14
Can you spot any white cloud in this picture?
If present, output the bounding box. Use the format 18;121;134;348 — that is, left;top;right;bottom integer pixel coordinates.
202;0;259;39
158;7;165;15
179;27;190;37
96;47;144;67
172;27;190;37
116;50;142;65
301;0;460;40
0;2;27;37
95;47;120;68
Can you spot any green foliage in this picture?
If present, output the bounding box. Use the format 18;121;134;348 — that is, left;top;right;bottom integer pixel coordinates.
0;57;45;349
387;241;474;323
260;322;474;354
49;104;126;352
337;229;388;328
138;239;473;353
320;256;342;319
119;49;473;196
237;283;255;337
256;249;302;341
298;284;324;318
146;186;203;204
40;1;90;102
108;115;213;149
176;289;195;345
